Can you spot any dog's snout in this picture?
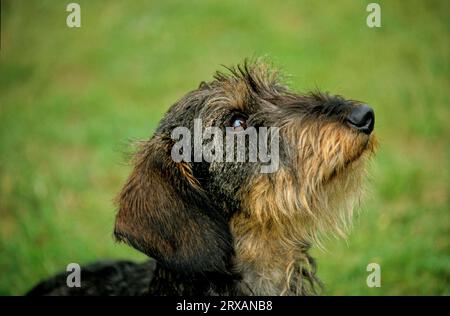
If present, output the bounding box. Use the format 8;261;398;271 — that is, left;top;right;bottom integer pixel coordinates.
346;104;375;135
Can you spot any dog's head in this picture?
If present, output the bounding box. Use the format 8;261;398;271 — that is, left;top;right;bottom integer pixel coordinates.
114;61;376;283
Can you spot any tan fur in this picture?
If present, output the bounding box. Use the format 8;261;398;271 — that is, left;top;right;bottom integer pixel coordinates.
177;161;202;190
232;119;377;295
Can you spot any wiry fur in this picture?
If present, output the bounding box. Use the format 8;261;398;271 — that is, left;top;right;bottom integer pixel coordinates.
27;60;376;296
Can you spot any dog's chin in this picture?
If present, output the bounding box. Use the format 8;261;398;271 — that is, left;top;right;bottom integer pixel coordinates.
324;133;376;185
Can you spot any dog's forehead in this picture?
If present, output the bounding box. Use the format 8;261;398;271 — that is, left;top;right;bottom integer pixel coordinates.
198;80;291;119
158;63;318;132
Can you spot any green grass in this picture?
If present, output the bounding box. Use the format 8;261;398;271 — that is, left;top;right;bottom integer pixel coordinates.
0;0;449;295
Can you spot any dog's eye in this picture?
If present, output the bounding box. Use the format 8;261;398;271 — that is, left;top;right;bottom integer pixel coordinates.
231;115;247;131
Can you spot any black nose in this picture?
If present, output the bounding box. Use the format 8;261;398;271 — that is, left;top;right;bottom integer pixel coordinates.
346;104;375;134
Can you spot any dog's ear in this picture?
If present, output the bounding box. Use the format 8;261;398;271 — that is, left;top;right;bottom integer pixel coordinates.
114;135;233;274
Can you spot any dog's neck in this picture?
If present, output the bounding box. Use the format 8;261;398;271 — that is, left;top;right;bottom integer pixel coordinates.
230;212;321;296
148;264;243;296
234;238;320;296
148;217;321;296
147;246;319;296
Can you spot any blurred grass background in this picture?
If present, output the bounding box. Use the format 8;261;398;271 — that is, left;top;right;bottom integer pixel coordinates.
0;0;449;295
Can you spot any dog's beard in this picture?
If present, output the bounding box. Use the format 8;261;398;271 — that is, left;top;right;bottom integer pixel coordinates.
289;121;377;246
231;121;376;295
239;121;376;244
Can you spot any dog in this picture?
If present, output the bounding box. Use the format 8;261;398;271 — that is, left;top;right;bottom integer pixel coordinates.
27;60;376;296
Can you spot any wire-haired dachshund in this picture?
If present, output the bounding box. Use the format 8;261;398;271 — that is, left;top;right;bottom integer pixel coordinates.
27;60;376;296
